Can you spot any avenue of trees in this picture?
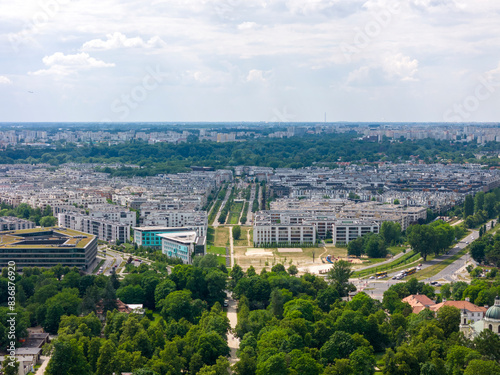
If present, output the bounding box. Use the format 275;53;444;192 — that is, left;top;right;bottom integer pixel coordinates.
461;188;500;229
406;221;463;261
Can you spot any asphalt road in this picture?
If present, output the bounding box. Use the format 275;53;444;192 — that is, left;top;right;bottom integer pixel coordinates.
353;220;496;301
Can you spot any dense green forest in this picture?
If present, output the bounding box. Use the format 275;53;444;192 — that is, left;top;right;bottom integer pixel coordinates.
3;253;500;374
1;134;499;176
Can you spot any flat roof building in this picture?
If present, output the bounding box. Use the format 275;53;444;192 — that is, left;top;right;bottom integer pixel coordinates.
0;227;97;270
158;231;206;264
332;219;379;245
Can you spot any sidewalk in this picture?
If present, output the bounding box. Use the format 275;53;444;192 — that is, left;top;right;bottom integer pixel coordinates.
35;356;50;375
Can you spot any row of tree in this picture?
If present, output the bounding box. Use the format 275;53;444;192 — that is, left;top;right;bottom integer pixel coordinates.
2;134;499;175
0;202;57;226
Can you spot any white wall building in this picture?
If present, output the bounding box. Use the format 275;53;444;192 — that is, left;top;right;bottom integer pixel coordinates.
332;219;379;245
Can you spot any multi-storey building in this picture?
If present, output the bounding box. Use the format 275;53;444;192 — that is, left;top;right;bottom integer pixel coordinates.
340;202;427;231
0;227;97;270
159;231;206;264
141;210;207;237
331;219;379;245
58;213;130;243
0;217;35;231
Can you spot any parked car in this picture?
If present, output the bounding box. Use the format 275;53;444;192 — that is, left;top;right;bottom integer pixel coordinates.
223;300;229;307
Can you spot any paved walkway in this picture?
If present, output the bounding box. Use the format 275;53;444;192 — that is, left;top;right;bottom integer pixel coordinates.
226;293;240;366
354;247;409;272
35;356;50;375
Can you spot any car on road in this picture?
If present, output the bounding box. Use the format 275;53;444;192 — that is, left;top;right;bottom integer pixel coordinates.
416;267;421;270
392;276;397;280
369;276;375;279
223;300;228;307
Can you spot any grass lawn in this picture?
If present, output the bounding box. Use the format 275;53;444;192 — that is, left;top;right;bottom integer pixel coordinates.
227;201;244;224
207;226;215;246
207;245;226;255
388;245;406;256
228;212;240;224
216;254;227;266
417;247;469;280
215;227;230;247
234;227;251;246
353;251;421;278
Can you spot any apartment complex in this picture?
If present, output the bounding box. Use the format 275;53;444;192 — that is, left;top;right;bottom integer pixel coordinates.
141;210;207;237
253;201;426;246
58;213;130;243
0;227;97;270
340;202;427;231
332;220;379;245
0;216;35;231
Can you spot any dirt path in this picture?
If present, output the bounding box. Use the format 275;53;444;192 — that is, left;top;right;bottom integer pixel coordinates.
247;228;251;247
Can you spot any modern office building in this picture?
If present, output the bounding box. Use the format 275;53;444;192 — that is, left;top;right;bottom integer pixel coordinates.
134;226;200;248
0;227;97;270
158;231;206;264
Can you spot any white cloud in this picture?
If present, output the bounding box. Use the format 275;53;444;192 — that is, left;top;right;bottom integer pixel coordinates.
30;52;115;76
0;76;12;85
237;22;258;31
382;53;419;81
485;61;500;81
81;32;166;51
246;69;267;83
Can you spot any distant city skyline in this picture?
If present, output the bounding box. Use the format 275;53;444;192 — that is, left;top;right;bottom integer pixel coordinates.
1;1;500;123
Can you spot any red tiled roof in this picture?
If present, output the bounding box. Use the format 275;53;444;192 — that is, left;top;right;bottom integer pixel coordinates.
402;294;435;307
429;301;487;313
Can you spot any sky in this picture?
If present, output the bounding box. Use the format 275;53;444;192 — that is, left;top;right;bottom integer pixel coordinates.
1;0;500;123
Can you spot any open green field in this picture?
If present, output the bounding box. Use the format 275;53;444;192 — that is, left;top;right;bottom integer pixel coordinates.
207;226;215;246
227;201;244;224
207;245;226;255
234;227;251;246
214;227;230;247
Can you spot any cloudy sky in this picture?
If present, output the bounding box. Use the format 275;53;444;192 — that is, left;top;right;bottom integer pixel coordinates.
1;0;500;122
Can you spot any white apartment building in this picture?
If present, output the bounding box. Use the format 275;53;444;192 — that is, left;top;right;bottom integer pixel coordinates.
87;204;136;226
0;217;35;231
58;213;130;243
253;223;316;247
341;202;427;230
142;210;207;237
332;220;379;245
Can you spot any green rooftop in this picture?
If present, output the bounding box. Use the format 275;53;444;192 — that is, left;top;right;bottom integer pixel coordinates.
0;227;95;249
